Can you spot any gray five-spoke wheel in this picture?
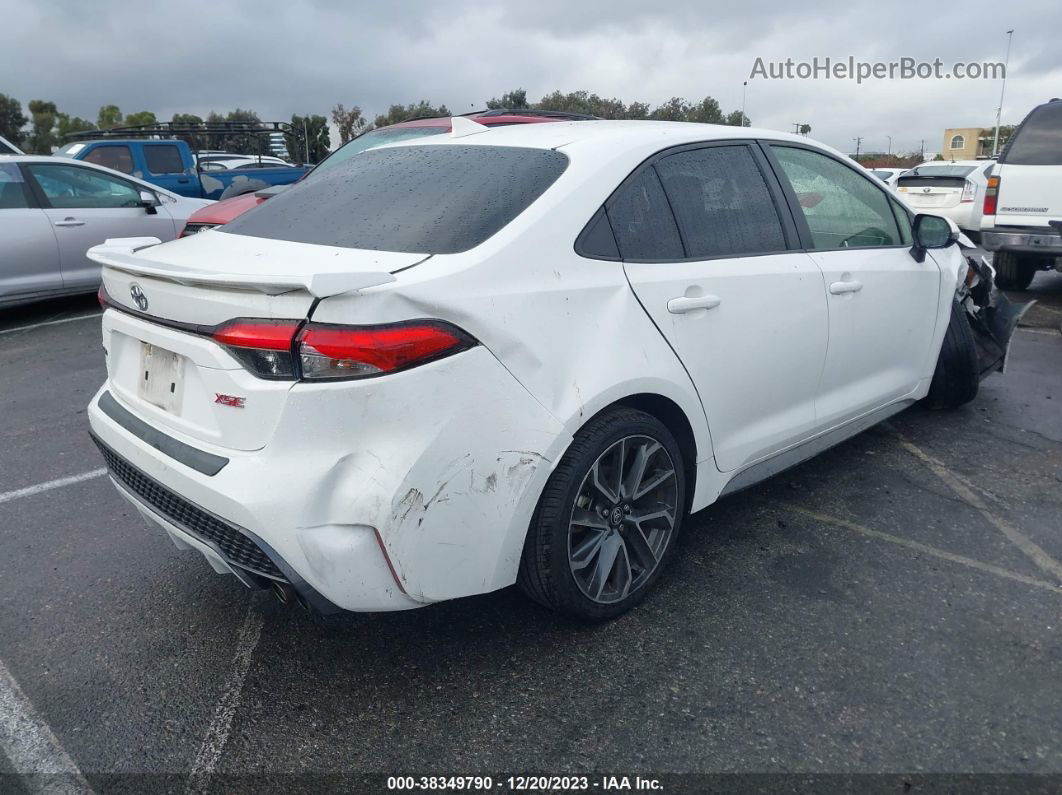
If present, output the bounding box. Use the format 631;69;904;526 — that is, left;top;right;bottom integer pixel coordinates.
567;434;679;605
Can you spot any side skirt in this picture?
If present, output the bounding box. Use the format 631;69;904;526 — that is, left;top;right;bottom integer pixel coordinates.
718;399;916;498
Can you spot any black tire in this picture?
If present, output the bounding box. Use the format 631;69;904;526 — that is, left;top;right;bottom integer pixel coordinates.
924;299;979;410
518;408;686;621
993;251;1038;290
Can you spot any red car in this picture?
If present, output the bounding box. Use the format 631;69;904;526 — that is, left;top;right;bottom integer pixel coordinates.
180;110;594;235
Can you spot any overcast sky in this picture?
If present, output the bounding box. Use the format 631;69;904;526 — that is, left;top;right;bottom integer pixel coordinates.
3;0;1058;155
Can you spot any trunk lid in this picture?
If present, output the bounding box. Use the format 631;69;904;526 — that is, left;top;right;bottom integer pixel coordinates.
897;175;966;209
91;234;426;452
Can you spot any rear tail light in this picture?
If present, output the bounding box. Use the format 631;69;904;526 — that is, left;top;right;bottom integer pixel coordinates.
297;321;475;380
984;175;1000;216
210;318;475;381
961;179;975;203
212;319;301;379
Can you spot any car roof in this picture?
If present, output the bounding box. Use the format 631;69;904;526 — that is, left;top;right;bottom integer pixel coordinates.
385;119;838;161
909;160;991;168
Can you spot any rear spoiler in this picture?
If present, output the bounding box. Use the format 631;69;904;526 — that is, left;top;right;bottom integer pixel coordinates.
88;238;398;298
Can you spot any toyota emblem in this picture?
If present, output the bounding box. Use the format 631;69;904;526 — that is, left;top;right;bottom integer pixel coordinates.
129;283;148;312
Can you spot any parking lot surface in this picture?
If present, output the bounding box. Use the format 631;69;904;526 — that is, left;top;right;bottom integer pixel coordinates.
1;270;1061;792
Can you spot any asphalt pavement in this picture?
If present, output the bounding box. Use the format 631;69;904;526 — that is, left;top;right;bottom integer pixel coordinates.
1;273;1060;794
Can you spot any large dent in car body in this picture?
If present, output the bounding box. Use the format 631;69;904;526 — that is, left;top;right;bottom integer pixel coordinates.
960;254;1035;376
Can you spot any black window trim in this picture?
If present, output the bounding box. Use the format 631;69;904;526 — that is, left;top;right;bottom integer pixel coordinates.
6;163;43;209
21;160;144;210
758;140;911;254
575;139;801;264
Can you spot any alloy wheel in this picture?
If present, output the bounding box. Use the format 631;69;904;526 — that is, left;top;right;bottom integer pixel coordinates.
567;434;679;605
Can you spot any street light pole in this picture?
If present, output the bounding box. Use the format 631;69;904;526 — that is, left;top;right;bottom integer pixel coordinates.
852;137;863;158
741;81;748;126
886;135;892;158
992;29;1014;157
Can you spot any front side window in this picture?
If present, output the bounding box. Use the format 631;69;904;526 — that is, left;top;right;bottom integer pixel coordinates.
654;145;787;258
605;168;684;260
144;144;184;174
1002;101;1062;166
222;144;569;254
83;145;134;174
771;146;901;250
27;163;141;209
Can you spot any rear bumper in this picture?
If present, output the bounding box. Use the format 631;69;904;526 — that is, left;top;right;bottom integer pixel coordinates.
981;226;1062;255
87;347;570;613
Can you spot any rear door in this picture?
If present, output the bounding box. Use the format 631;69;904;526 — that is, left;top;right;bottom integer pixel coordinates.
766;143;939;427
143;142;197;196
617;142;829;473
0;162;61;303
24;161;178;290
995;101;1062;227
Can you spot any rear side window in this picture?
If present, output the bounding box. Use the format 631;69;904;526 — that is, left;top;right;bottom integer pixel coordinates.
605;168;683;260
83;145;134;174
1002;101;1062;166
144;144;184;175
655;145;787;258
222;145;568;254
0;163;30;209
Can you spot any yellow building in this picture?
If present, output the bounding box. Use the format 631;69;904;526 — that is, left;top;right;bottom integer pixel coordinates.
942;127;995;160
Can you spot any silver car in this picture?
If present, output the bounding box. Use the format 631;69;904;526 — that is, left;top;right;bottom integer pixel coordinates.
0;156;212;308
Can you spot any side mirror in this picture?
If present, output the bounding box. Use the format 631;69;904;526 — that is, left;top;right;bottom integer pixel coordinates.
910;213;957;263
138;189;158;215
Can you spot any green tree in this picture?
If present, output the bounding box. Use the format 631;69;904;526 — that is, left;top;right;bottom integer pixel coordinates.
124;110;157;127
649;97;692;121
798;123;811;136
626;101;651;120
372;101;451;128
0;93;28;146
725;110;750;127
97;104;123;129
535;90;626;118
171;112;205;151
285;114;331;163
331;103;368;145
56;113;94;141
27;100;59;153
485;88;529;110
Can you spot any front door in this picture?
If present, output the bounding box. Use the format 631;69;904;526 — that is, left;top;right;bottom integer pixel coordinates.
25;162;176;291
767;144;940;427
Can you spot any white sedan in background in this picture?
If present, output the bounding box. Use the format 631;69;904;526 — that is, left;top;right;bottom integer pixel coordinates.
0;156;212;308
897;160;994;241
87;120;1019;621
868;167;904;189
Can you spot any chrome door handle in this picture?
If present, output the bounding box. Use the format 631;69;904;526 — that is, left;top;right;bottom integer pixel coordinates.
667;295;721;314
829;280;863;295
54;218;85;227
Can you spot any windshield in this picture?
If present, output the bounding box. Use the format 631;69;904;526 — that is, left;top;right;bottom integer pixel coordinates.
307;126;449;180
222;144;569;254
54;142;86;158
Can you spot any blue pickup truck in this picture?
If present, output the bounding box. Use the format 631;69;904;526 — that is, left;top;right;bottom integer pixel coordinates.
53;139;309;200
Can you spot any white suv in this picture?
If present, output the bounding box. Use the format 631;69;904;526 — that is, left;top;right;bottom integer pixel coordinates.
981;98;1062;289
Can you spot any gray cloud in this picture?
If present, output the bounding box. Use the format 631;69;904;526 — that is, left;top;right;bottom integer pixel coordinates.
2;0;1058;155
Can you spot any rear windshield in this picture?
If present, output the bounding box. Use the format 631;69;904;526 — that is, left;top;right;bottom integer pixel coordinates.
1002;101;1062;166
222;144;569;254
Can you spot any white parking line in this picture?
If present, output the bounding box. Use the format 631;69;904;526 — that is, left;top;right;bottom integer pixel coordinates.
1017;326;1061;336
789;504;1062;595
0;312;101;337
0;470;107;506
185;604;264;794
896;437;1062;584
0;658;94;794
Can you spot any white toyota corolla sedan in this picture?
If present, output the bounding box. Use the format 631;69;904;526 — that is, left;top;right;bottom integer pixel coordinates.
86;119;1019;621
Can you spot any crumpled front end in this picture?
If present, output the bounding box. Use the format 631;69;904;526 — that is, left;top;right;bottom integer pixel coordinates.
958;254;1035;377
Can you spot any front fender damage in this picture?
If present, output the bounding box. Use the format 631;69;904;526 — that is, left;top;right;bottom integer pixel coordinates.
959;254;1035;377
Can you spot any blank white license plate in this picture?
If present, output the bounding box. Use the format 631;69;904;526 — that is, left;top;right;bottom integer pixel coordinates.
138;342;184;413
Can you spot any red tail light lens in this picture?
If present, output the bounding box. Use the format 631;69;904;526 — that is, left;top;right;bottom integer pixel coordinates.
212;319;301;379
984;175;1000;216
297;321;475;380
